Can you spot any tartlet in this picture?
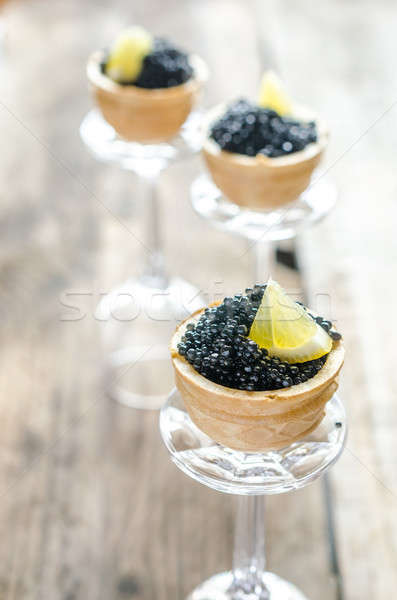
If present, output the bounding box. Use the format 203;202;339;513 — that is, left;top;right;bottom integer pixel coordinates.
87;51;207;143
202;104;329;211
171;305;344;452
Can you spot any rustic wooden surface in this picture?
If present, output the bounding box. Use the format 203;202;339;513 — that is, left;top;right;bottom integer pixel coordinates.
0;1;395;599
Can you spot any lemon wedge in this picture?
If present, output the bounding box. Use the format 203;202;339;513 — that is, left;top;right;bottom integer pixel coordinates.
106;26;153;83
248;279;332;363
258;70;293;116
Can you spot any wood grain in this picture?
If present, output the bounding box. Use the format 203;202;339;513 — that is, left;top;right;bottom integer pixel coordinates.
264;1;397;597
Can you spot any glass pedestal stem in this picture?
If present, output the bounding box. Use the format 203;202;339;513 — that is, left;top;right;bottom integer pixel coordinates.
230;495;269;599
254;239;273;284
140;173;168;290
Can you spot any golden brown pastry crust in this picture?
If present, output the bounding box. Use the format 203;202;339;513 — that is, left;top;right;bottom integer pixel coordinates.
171;306;344;451
202;104;329;211
87;51;208;143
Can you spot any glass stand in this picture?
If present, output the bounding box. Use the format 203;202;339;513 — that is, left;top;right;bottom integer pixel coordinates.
160;388;346;599
80;109;205;409
190;174;338;282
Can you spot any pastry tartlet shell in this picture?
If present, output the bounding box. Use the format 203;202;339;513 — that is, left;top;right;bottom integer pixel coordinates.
202;104;329;211
87;51;208;143
171;307;344;452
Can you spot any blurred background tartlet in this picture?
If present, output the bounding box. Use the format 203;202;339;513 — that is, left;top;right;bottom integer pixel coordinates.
87;26;208;142
202;72;328;210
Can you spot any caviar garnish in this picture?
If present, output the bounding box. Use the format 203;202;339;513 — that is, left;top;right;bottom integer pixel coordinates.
177;285;340;391
209;99;317;158
102;38;192;88
103;37;192;89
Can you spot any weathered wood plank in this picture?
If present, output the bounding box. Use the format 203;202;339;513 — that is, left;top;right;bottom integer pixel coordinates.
266;0;397;597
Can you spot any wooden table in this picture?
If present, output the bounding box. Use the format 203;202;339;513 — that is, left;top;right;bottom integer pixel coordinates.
0;1;395;598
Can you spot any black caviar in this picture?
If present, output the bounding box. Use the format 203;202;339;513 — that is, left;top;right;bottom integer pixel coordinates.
103;38;193;89
177;285;341;392
210;99;317;158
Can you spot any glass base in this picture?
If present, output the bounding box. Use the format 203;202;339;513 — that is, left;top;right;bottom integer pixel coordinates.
191;174;337;242
80;108;203;175
187;571;308;600
97;277;205;410
160;389;346;494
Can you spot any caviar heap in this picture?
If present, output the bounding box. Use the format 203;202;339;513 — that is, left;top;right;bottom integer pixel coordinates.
104;37;193;89
134;38;192;88
177;285;341;392
209;99;317;158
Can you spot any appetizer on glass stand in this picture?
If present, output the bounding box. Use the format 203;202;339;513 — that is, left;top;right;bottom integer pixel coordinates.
171;279;343;451
191;72;336;284
202;71;328;211
87;26;207;143
81;27;208;409
161;280;346;599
